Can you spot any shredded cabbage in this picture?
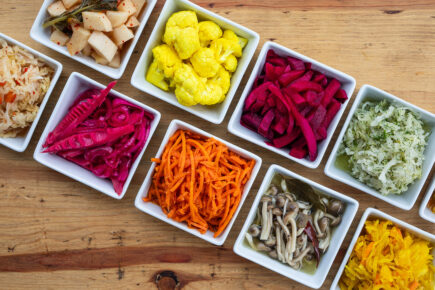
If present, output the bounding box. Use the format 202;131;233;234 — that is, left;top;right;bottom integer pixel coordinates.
338;100;429;195
0;39;53;137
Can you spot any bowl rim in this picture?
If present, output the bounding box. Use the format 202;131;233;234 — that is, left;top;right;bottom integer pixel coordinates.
33;72;161;199
227;40;357;169
324;84;435;210
29;0;158;79
330;207;435;290
419;177;435;223
134;119;262;245
130;0;260;124
0;32;62;152
233;164;359;289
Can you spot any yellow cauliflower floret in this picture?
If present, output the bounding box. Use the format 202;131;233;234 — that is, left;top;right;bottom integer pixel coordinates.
173;64;205;106
210;38;242;65
222;30;247;53
146;60;169;91
223;54;237;72
199;82;223;105
210;66;231;96
151;44;182;79
163;11;200;59
190;47;220;78
198;21;222;47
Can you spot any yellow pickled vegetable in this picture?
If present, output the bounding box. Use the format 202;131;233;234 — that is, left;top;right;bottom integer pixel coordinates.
198;21;222;47
339;220;434;290
190;47;220;78
147;11;246;106
163;11;200;59
151;44;181;79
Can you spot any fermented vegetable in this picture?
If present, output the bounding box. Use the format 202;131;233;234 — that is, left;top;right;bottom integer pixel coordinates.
43;82;154;195
339;220;434;290
246;174;344;270
144;129;255;237
146;10;246;107
0;39;53;137
338;100;429;195
241;49;347;161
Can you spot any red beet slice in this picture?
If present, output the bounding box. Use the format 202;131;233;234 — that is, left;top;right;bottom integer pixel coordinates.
287;56;305;70
258;109;275;137
289;80;323;93
321;78;341;106
334;88;348;103
290;146;307;159
278;70;304;87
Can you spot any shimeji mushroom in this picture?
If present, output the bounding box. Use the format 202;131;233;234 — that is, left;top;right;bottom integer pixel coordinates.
260;196;273;240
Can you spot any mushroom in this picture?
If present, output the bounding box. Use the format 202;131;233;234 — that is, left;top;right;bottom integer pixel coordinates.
281;179;289;193
318;226;331;252
245;233;256;250
296;200;312;210
316;216;330;239
313;209;325;237
327;199;344;216
267;185;278;196
272;207;282;216
275;226;285;262
292;245;312;264
248;224;261;238
260;196;273;240
276;194;286;208
265;235;276;247
323;212;342;227
256;241;272;252
296;213;309;229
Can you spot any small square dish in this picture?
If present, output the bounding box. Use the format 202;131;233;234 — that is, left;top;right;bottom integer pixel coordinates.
30;0;157;79
330;208;435;289
233;164;359;289
227;41;356;168
325;84;435;210
130;0;260;124
134;119;262;245
0;32;62;152
34;72;161;199
419;177;435;223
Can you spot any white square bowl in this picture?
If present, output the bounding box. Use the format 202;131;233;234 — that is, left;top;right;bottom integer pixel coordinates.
33;72;161;199
227;41;356;169
330;207;435;290
130;0;260;124
233;164;359;289
419;177;435;223
134;119;262;245
0;33;62;152
30;0;157;80
325;84;435;210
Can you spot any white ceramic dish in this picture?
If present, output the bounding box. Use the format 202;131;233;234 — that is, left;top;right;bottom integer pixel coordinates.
325;84;435;210
130;0;260;124
227;41;356;169
33;72;161;199
134;119;262;245
233;164;359;289
0;33;62;152
330;207;435;289
30;0;157;79
419;177;435;223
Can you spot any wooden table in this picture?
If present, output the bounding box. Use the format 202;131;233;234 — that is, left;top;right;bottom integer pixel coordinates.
1;0;434;289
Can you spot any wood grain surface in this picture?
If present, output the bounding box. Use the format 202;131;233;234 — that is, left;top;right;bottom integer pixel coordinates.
1;0;435;289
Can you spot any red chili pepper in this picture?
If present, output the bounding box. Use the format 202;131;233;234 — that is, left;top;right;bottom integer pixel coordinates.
14;79;21;86
0;81;6;86
304;221;320;267
23;67;28;73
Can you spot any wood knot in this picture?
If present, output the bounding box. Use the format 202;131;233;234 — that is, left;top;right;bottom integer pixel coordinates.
155;271;180;290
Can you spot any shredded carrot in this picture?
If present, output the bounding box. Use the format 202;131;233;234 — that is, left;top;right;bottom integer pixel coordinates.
144;129;255;237
409;280;419;290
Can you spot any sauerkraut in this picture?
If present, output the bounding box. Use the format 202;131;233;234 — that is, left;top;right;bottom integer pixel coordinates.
338;100;429;195
0;39;53;137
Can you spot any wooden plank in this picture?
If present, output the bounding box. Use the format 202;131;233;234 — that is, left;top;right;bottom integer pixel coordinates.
0;0;434;289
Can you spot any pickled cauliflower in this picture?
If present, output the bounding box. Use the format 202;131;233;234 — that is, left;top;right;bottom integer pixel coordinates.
198;21;222;47
146;10;247;106
163;11;200;59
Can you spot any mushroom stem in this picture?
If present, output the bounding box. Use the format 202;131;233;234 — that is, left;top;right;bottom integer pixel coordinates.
245;233;256;250
276;216;290;237
260;202;271;240
293;246;311;264
289;217;297;254
275;227;284;262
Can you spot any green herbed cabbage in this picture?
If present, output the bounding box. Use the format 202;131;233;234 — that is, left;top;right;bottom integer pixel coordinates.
338;100;429;195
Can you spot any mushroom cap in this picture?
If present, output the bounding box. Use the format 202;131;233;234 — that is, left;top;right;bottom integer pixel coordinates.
256;242;272;252
276;195;286;208
327;199;344;216
272;207;283;216
319;216;330;233
248;224;261;237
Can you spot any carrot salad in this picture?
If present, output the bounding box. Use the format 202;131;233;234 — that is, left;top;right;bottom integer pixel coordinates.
144;129;255;237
